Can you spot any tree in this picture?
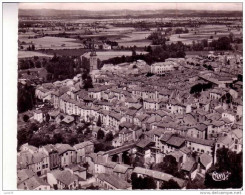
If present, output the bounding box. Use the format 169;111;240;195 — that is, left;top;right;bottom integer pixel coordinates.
156;155;178;175
144;176;157;189
131;173;156;189
68;136;78;146
83;162;90;169
52;133;63;143
18;82;36;113
105;131;113;142
23;114;29;122
47;124;55;132
83;75;93;90
45;114;50;122
204;148;242;189
161;179;181;189
29;123;39;133
31;44;35;51
96;116;102;127
132;49;136;57
97;129;104;140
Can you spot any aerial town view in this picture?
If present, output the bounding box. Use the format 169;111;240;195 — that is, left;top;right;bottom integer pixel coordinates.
16;3;243;190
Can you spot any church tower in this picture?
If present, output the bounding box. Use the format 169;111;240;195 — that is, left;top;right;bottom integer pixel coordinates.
90;41;97;72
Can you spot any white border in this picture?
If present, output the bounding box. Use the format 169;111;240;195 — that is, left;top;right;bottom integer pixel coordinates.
1;1;244;194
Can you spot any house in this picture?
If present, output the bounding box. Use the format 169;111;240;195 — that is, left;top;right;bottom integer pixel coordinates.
104;161;118;175
230;129;243;153
20;143;38;154
103;43;112;50
133;167;186;189
65;164;87;180
151;61;179;75
73;141;94;163
96;173;132;190
27;151;50;176
17;169;36;188
47;170;79;190
161;135;186;154
40;144;59;170
186;123;207;139
199;153;212;174
19;68;48;82
113;164;133;181
186;137;214;156
33;110;44;123
181;159;198;180
55;144;76;168
92;126;101;138
136;138;155;160
18;175;50;190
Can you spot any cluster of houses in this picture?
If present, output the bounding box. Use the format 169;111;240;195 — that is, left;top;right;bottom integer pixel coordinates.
18;50;243;190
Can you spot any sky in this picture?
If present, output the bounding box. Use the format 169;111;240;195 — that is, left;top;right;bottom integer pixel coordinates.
19;2;242;11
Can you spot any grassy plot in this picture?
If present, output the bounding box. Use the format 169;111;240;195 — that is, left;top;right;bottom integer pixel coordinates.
18;50;53;58
39;48;89;57
82;50;148;61
19;36;84;50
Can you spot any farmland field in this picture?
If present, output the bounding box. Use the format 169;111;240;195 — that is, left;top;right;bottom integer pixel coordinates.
168;24;242;45
19;36;85;50
41;48;89;57
82;50;148;61
18;51;53;58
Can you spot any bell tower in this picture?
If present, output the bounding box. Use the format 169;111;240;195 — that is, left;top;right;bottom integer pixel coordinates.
90;40;97;72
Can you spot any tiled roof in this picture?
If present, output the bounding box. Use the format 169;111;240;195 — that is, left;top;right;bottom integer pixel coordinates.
73;141;94;150
166;136;186;147
133;167;186;188
55;144;75;155
136;138;153;148
25;176;49;190
97;173;131;189
199;153;212;168
17;169;35;185
186;137;215;146
181;160;196;172
51;170;78;186
113;164;131;173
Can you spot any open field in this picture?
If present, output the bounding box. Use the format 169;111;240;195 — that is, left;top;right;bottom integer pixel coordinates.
18;50;53;58
168;24;242;45
40;48;89;57
19;36;85;50
82;50;148;61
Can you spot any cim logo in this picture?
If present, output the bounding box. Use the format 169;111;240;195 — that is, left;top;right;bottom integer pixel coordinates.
211;171;231;181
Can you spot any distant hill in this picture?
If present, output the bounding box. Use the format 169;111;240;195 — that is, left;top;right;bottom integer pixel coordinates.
18;9;242;19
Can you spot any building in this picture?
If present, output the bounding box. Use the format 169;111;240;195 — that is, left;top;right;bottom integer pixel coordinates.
96;173;132;190
90;49;98;72
47;170;79;190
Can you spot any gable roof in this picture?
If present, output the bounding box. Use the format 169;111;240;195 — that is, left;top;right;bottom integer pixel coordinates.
133;167;186;188
199;153;212;168
51;170;78;186
25;176;49;190
97;173;131;189
55;144;75;155
166;136;186;147
136;138;153;148
17;169;36;185
73;141;93;150
186;137;215;147
113;164;131;173
181;160;196;172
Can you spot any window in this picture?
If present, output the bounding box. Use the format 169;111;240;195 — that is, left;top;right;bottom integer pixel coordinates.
234;145;238;150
